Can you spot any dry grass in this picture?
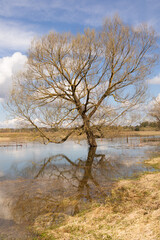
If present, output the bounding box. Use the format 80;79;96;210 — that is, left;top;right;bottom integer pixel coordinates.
1;131;160;239
33;157;160;240
145;157;160;169
0;132;36;143
118;130;160;137
0;130;160;144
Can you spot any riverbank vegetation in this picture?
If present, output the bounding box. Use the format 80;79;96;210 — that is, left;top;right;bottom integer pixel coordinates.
0;128;159;239
0;123;160;144
33;156;160;240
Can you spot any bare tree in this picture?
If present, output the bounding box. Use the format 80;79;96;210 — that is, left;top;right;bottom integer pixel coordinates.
6;16;158;147
149;97;160;129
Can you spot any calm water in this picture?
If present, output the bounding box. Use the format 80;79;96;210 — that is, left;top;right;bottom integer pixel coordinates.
0;136;160;239
0;136;159;181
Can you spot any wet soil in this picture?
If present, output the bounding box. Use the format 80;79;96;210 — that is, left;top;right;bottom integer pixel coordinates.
0;218;36;240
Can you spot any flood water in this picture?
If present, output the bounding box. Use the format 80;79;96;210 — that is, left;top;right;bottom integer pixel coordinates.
0;136;160;239
0;136;160;181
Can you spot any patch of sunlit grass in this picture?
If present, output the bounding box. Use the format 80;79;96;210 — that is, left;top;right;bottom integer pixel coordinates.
33;156;160;240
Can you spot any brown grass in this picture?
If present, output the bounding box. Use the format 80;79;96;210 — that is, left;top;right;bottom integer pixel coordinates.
0;132;36;142
0;130;160;144
33;157;160;240
122;130;160;136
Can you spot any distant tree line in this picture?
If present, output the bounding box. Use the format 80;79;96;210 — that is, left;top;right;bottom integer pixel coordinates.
0;121;159;134
134;121;160;131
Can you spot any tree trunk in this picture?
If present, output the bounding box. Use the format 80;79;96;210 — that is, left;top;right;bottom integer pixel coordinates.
83;117;97;147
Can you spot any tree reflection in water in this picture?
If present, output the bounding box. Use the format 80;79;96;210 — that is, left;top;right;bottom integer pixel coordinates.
7;144;155;222
35;147;115;196
32;146;115;215
8;146;118;221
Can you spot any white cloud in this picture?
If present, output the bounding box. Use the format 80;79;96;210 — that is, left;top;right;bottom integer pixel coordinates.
146;93;160;111
0;21;34;51
0;0;160;35
156;93;160;101
0;0;160;34
148;74;160;84
0;0;142;28
0;118;20;128
0;52;27;98
0;117;45;128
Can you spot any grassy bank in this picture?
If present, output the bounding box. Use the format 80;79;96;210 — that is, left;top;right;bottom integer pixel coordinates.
0;129;160;143
33;157;160;240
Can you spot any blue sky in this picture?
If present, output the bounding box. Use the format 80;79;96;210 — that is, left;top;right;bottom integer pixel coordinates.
0;0;160;127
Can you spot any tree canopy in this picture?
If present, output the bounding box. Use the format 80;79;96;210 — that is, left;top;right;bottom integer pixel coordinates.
7;16;159;146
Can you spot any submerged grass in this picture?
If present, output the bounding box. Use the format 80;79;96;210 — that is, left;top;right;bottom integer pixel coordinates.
144;156;160;170
33;156;160;240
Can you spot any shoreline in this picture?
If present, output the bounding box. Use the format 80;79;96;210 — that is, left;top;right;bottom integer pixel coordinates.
0;130;160;144
32;155;160;240
0;133;159;239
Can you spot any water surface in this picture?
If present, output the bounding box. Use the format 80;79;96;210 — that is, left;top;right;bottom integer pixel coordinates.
0;136;159;239
0;136;159;181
